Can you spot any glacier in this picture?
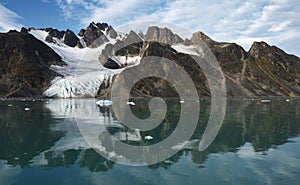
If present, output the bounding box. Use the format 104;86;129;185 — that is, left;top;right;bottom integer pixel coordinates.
29;29;124;98
28;29;195;98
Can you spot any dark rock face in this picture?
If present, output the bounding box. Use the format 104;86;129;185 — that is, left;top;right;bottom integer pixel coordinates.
103;58;122;69
78;29;85;37
97;40;209;98
96;22;109;31
99;43;114;63
20;27;28;33
0;31;66;98
44;28;65;43
106;25;117;39
190;31;217;47
116;30;143;56
43;28;79;47
145;26;184;44
81;22;110;48
193;35;300;97
97;28;300;98
99;30;143;68
64;29;79;47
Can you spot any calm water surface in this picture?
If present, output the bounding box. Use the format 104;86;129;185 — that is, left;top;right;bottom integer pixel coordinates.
0;99;300;185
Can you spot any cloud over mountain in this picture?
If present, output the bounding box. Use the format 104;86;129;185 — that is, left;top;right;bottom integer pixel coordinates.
54;0;300;56
0;4;23;32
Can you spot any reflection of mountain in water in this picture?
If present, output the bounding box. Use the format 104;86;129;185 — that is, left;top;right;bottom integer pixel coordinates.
0;99;299;171
0;100;64;167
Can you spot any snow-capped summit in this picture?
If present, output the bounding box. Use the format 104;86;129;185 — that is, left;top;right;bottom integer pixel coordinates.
27;22;123;49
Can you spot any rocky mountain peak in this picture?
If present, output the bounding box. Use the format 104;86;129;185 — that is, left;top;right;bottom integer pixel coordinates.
144;26;184;45
20;27;28;33
249;41;273;59
106;25;118;39
64;29;79;47
248;41;300;74
125;30;143;44
81;22;118;48
44;27;65;43
191;31;216;46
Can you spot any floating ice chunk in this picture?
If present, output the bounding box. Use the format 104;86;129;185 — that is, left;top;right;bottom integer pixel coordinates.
144;135;153;140
96;100;113;107
127;101;136;106
261;99;271;103
24;107;30;111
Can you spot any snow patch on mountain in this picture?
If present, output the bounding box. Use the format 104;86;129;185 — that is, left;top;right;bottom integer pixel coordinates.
110;55;141;66
171;44;200;56
29;29;48;41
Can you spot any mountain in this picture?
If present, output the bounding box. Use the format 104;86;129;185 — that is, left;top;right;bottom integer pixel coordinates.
190;32;300;97
97;26;300;98
0;23;299;98
144;26;184;44
0;30;66;98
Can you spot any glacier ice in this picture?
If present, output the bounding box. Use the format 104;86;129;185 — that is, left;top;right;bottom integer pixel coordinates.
29;29;125;98
96;99;113;107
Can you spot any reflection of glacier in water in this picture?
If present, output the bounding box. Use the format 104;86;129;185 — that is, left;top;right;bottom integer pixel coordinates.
1;99;300;184
34;99;201;166
31;99;144;166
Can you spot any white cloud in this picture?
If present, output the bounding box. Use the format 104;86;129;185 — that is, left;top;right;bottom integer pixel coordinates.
0;4;23;32
55;0;166;27
55;0;300;56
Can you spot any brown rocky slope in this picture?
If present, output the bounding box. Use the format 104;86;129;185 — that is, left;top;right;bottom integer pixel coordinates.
0;30;66;98
97;27;300;98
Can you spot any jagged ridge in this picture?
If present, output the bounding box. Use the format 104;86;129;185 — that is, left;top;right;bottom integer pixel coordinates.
1;23;299;98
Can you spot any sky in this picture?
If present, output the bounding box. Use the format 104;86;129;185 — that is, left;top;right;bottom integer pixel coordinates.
0;0;299;56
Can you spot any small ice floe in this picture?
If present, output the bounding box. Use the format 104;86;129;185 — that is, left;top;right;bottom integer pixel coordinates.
127;101;136;106
144;135;153;140
96;100;113;107
8;104;12;107
286;99;291;102
260;99;271;103
24;107;30;111
179;100;185;103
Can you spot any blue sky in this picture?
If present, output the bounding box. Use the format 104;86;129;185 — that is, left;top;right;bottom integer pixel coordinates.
0;0;299;56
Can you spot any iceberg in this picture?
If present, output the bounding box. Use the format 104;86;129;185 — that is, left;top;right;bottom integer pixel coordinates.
144;135;153;140
126;101;136;106
261;99;271;103
96;100;113;107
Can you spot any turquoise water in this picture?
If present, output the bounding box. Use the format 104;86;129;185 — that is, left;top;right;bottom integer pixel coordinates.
0;99;300;185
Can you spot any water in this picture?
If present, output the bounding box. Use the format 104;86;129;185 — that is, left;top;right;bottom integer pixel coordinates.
0;99;300;185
